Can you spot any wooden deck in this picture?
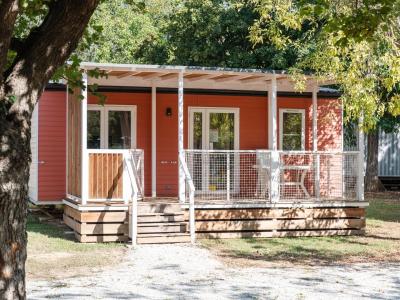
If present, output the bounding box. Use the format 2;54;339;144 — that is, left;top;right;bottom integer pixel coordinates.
62;197;366;243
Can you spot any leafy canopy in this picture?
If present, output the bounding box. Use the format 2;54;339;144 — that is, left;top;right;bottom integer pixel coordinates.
250;0;400;130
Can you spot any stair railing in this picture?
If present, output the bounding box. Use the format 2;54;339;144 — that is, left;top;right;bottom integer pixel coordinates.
179;154;196;244
125;151;140;246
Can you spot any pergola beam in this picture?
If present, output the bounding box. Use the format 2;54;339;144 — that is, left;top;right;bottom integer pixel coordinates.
116;71;139;78
134;72;164;79
211;74;246;82
159;73;178;80
184;73;216;81
239;75;266;83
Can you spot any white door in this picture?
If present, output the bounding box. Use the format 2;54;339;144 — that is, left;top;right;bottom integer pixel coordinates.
87;105;137;149
189;108;239;193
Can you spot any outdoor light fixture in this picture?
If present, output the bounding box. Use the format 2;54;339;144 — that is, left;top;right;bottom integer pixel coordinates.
166;107;172;117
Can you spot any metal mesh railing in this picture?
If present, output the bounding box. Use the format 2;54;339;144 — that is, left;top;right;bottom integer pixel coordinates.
279;151;359;201
185;150;272;202
184;150;360;203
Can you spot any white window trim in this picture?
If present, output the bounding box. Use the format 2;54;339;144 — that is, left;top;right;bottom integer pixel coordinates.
188;107;240;150
279;108;305;151
188;107;240;194
88;104;137;149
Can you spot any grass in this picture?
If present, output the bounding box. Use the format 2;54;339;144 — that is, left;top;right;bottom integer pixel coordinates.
201;197;400;266
27;213;126;279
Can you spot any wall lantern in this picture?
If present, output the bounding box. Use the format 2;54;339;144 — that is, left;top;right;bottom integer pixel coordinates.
165;107;172;117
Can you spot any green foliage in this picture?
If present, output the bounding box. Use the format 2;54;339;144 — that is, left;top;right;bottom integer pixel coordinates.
251;0;400;131
80;0;301;69
138;0;299;69
78;0;163;63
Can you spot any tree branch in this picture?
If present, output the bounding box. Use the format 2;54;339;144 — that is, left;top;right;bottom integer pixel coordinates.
0;0;19;85
9;37;25;53
3;0;100;113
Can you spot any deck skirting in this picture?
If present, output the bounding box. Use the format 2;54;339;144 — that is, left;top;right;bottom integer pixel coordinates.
184;207;366;239
63;205;129;242
63;200;366;243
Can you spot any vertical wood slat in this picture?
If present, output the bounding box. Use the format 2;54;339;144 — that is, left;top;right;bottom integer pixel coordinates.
96;154;101;198
67;88;82;198
88;153;124;199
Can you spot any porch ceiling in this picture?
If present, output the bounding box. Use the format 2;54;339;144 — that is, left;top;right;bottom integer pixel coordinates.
81;62;330;93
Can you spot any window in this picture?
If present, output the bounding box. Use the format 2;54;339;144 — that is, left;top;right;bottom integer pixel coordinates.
279;109;305;150
87;105;136;149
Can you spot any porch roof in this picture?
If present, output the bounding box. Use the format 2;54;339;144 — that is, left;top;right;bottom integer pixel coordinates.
81;62;332;93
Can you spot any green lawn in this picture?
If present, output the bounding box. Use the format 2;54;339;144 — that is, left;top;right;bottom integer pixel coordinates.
27;197;399;278
27;214;126;279
201;198;400;265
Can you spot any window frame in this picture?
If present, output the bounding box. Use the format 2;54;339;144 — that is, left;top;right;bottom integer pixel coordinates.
87;104;137;149
279;108;306;151
188;107;240;151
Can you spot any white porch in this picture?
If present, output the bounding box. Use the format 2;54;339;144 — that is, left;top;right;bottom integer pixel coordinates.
62;62;367;244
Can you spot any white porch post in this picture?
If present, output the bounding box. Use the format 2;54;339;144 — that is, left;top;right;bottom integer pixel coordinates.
178;71;185;202
312;86;320;200
312;86;318;151
268;76;280;203
268;77;278;150
357;115;365;201
151;84;157;197
81;73;88;205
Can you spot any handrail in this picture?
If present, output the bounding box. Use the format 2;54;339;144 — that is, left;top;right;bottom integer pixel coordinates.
184;149;360;155
182;149;361;203
130;150;144;199
179;154;196;244
125;152;140;246
87;149;133;154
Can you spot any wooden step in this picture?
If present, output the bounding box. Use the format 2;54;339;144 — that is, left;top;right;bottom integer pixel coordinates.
137;233;191;244
138;213;185;223
138;203;182;214
138;222;187;234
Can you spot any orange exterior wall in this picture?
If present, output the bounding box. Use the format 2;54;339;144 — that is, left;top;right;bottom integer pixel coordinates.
38;91;67;201
88;92;153;196
277;97;342;151
317;98;342;151
156;93;342;197
156;93;268;196
36;89;342;200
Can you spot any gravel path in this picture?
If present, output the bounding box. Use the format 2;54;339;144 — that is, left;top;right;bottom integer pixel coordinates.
28;244;400;300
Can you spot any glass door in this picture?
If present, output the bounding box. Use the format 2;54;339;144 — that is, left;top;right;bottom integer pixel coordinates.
189;108;239;193
87;105;136;149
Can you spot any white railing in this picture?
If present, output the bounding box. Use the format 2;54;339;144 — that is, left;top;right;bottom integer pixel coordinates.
179;154;196;244
85;149;144;245
278;151;359;201
185;150;272;202
86;149;144;203
125;149;144;246
184;150;362;203
129;149;145;199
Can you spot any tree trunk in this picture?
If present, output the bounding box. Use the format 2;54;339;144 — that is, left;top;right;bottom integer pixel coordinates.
365;131;385;192
0;116;30;299
0;1;100;298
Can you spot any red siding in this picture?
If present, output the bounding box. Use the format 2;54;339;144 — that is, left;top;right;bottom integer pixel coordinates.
156;94;179;196
317;98;342;151
277;97;342;151
277;97;313;150
38;91;67;201
156;93;268;196
36;89;342;201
